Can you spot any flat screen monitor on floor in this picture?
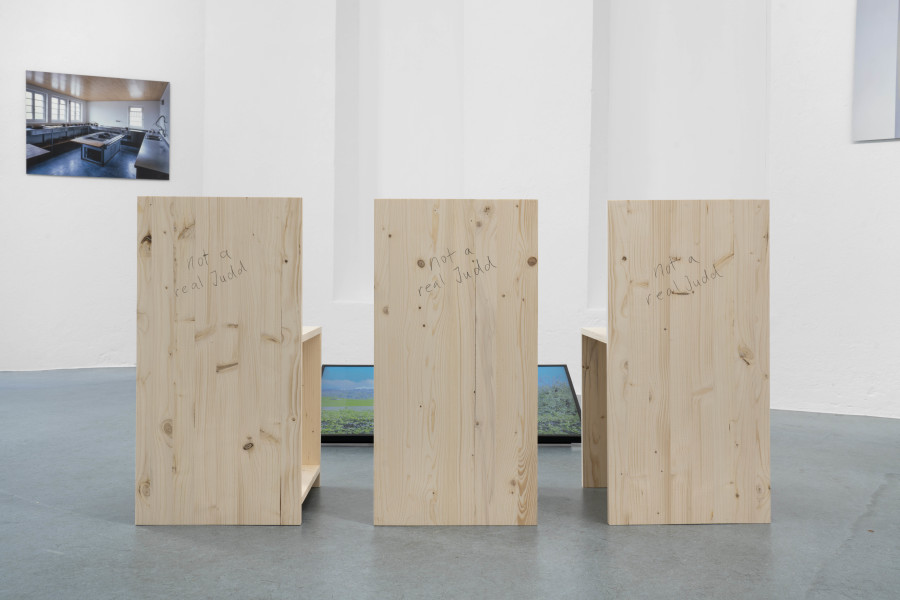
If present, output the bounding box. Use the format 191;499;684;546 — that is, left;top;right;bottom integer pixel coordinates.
321;364;580;444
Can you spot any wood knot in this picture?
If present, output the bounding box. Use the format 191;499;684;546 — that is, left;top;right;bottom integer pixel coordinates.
476;221;483;227
417;259;425;268
161;419;173;436
382;306;389;315
141;234;152;246
738;344;754;366
621;256;627;261
177;223;195;240
527;257;537;266
139;481;151;497
243;442;254;451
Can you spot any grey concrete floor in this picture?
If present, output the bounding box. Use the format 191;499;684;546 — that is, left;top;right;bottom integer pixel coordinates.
0;368;898;599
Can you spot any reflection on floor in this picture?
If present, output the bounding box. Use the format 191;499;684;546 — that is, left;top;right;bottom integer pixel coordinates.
26;146;137;179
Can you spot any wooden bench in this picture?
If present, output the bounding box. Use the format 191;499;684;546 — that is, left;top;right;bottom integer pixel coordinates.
136;197;320;525
580;327;608;489
583;199;770;525
374;199;539;526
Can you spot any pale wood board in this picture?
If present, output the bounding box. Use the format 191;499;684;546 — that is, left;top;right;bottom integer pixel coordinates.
374;199;538;525
606;199;770;524
301;331;322;488
300;465;321;502
581;326;607;343
279;198;304;525
136;196;305;525
302;326;322;342
581;334;607;488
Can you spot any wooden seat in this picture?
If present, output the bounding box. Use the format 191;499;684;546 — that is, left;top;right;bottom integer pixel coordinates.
581;326;607;344
582;199;770;525
136;197;320;525
300;326;322;495
374;199;539;526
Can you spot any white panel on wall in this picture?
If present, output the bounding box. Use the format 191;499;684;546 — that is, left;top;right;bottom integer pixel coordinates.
852;0;900;141
334;0;365;303
853;0;900;141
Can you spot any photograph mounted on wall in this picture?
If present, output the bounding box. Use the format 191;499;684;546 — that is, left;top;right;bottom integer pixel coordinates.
853;0;900;141
25;71;169;179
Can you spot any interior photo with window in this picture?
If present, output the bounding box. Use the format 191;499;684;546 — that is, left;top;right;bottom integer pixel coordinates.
25;71;170;180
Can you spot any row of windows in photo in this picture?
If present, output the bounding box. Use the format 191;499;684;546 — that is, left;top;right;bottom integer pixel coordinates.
25;90;143;127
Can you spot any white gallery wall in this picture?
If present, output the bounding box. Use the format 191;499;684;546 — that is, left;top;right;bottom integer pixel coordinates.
770;0;900;418
1;0;897;418
200;0;351;367
0;0;205;372
333;0;595;377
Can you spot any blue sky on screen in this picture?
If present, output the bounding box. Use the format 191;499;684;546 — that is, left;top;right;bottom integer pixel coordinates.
537;365;570;389
322;365;374;390
323;365;570;393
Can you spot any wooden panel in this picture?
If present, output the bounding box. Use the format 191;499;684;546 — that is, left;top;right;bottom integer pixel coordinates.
301;332;322;488
136;196;303;525
27;71;168;102
300;465;321;502
301;326;322;342
581;335;607;488
607;200;769;524
581;326;608;343
279;198;304;525
374;199;538;526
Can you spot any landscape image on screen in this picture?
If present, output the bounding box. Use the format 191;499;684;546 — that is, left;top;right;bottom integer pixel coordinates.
321;365;375;435
320;365;581;438
537;365;581;436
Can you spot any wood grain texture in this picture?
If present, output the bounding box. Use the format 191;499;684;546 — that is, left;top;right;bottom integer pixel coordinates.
374;199;538;526
301;326;322;342
581;334;607;488
606;200;770;524
136;196;306;525
301;331;322;488
581;327;607;343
